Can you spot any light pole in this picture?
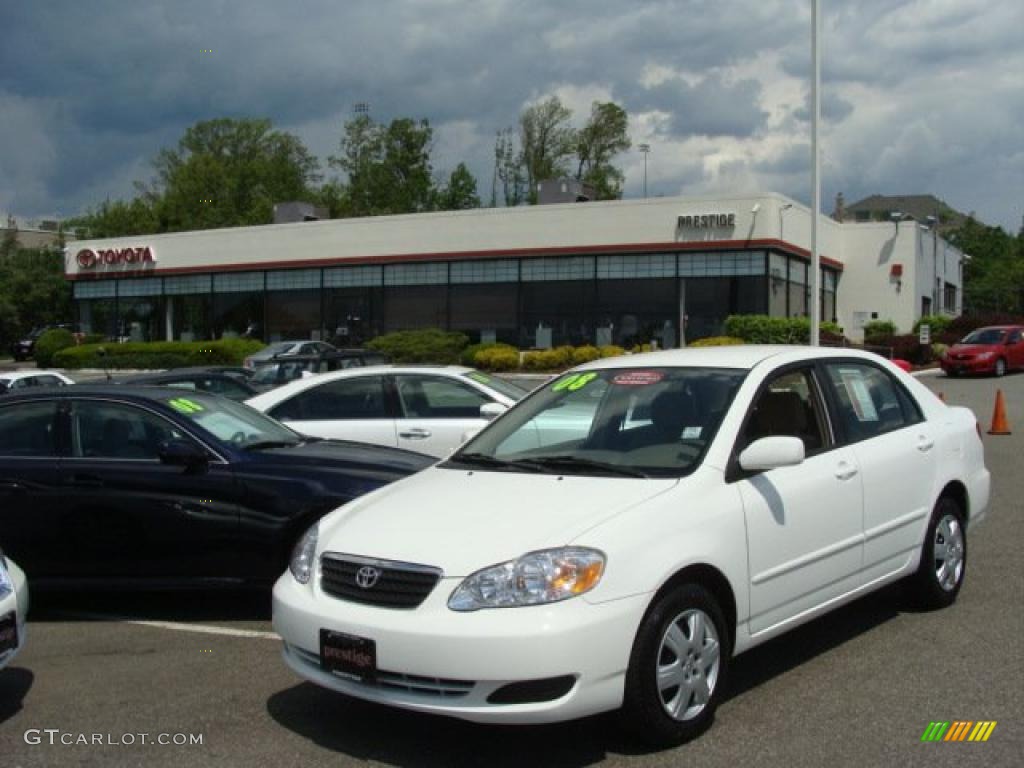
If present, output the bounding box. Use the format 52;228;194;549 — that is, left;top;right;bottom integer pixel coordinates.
809;0;821;346
638;143;651;198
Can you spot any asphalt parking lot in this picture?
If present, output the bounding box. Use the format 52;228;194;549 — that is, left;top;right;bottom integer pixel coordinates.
1;371;1022;768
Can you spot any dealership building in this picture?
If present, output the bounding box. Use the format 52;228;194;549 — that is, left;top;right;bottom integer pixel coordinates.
65;193;964;348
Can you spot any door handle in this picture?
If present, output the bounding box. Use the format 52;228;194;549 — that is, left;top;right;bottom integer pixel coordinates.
399;428;432;440
916;436;935;452
834;462;858;481
70;474;105;488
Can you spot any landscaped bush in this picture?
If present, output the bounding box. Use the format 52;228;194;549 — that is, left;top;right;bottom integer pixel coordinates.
34;328;76;367
862;319;898;344
724;315;844;345
521;346;574;371
932;343;948;359
570;345;602;365
366;329;468;364
890;334;933;366
473;345;520;371
689;336;745;347
53;338;265;370
79;333;105;345
912;314;952;336
598;345;626;358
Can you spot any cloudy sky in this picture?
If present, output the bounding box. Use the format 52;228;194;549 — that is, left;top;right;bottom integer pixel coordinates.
2;0;1021;230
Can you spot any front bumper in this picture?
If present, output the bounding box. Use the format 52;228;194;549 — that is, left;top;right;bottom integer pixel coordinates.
941;357;995;375
273;571;649;724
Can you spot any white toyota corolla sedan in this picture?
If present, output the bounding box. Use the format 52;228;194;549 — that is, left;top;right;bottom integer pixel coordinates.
273;346;990;746
247;366;526;458
0;549;28;670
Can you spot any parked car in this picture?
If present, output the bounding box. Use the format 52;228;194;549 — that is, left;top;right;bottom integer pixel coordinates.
9;325;78;362
248;349;391;391
116;368;259;401
243;340;337;369
940;325;1024;377
0;387;434;588
273;346;989;746
0;550;28;670
0;370;74;394
247;366;528;457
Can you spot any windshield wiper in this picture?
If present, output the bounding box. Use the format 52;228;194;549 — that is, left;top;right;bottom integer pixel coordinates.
519;456;650;478
447;452;546;473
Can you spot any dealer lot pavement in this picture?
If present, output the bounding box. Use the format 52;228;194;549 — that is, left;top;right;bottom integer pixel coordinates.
1;372;1021;768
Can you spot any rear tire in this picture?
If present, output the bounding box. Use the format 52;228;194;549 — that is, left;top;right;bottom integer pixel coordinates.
908;496;966;610
621;584;729;747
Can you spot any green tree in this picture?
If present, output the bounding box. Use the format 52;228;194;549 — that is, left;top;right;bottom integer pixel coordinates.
433;163;481;211
0;246;72;350
329;115;435;216
66;197;160;238
518;96;576;203
493;127;527;207
575;102;631;200
947;216;1024;313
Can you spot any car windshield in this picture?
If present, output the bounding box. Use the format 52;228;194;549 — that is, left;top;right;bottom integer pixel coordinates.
462;370;529;401
447;367;745;478
250;359;315;385
160;393;301;449
961;329;1006;345
261;342;298;356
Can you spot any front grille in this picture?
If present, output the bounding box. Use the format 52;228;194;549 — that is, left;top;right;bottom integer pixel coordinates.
290;645;474;698
320;553;441;609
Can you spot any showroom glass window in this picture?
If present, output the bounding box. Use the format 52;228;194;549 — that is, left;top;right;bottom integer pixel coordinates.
118;278;164;342
823;363;922;443
680;251;767;341
213;272;264;341
382;263;448;333
0;402;58;457
449;260;519;346
165;275;212;341
324;266;382;347
520;256;595;348
266;269;322;342
596;254;678;348
74;281;118;339
787;258;808;317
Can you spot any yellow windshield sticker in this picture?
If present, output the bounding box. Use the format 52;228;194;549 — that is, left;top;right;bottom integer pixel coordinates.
552;372;598;392
169;397;204;414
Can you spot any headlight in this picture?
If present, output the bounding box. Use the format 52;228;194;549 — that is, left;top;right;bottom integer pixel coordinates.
448;547;605;611
0;551;11;599
289;524;318;585
976;351;994;360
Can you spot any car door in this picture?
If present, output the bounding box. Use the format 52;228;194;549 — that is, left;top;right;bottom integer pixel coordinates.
58;398;241;582
392;373;495;457
734;365;865;637
0;399;64;577
820;361;936;581
1007;329;1024;369
266;375;398;448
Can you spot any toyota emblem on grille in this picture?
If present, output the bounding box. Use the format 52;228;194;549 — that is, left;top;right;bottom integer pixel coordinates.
355;565;381;589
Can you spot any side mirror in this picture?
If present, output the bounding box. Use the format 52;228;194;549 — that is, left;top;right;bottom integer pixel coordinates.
158;438;208;468
480;402;508;422
739;436;805;472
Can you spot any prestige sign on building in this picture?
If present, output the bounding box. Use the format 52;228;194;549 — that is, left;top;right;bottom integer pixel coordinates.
76;246;157;270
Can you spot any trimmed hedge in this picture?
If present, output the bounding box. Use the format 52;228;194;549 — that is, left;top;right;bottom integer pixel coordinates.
521;345;625;371
724;315;843;344
912;314;952;335
473;345;520;372
366;329;469;364
53;338;265;370
689;336;745;347
863;320;898;344
34;328;76;367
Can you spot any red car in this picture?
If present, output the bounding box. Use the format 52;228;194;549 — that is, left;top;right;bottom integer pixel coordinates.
941;325;1024;377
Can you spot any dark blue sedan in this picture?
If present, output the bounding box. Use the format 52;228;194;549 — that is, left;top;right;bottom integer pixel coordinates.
0;386;434;588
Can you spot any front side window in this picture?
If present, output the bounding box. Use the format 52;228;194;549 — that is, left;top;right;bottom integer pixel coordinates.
71;401;188;460
823;363;921;442
449;367;745;478
158;393;300;448
0;402;58;457
961;328;1005;345
742;368;829;455
395;375;491;419
271;376;389;421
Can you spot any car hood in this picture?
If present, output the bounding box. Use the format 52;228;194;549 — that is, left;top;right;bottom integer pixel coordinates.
316;467;678;576
246;439;434;476
948;344;998;356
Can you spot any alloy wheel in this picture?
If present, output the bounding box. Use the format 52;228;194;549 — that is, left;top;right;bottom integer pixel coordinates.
656;608;721;721
933;514;965;592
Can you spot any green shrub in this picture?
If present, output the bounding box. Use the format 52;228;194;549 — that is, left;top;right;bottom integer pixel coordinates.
570;345;602;365
366;329;469;364
689;336;745;347
463;342;518;368
862;319;898;344
521;346;574;371
598;345;626;359
52;338;264;370
34;328;76;367
912;314;952;335
931;343;948;359
474;346;520;371
81;333;105;345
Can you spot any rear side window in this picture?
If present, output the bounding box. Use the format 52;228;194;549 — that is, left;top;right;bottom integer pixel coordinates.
823;363;921;442
271;376;390;421
0;402;58;456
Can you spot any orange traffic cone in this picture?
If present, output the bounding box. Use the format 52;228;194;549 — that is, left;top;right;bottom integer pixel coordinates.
988;389;1011;435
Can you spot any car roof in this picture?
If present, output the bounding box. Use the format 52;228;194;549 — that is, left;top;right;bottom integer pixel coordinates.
574;344;894;371
0;384;202;402
0;369;68;382
245;364;476;402
119;368;240;380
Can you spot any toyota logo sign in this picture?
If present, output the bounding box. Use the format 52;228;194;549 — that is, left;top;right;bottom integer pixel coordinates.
76;249;98;268
355;566;381;589
76;246;156;270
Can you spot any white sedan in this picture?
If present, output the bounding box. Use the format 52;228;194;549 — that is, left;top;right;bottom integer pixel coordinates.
247;366;526;458
0;370;74;394
0;550;28;669
273;346;989;746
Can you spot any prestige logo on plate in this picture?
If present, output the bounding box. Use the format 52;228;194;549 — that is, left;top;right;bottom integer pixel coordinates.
920;721;997;742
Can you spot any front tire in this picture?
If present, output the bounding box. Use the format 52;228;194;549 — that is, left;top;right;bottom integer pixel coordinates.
994;358;1006;377
909;496;967;609
621;584;729;747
